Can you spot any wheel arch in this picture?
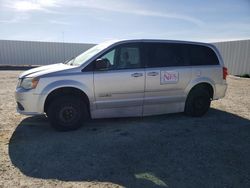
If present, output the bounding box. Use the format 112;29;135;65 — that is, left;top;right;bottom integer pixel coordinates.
186;81;214;100
185;77;215;100
44;86;91;115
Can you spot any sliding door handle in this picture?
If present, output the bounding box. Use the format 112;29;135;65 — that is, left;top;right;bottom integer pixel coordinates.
147;72;159;76
131;73;143;77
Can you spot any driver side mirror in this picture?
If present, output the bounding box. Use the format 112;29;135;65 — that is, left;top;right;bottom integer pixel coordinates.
95;58;110;70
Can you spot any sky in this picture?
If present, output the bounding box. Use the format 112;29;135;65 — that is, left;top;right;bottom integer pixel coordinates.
0;0;249;44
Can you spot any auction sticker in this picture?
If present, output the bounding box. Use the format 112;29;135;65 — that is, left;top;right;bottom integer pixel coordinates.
160;71;179;84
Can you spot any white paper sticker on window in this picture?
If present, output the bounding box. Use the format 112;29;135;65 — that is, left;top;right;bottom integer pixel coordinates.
160;71;179;84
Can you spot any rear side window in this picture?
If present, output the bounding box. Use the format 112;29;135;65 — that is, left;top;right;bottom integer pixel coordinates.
188;45;219;66
145;43;189;68
145;42;220;68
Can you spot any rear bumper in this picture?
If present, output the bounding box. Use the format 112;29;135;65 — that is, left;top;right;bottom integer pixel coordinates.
214;82;227;99
15;88;44;115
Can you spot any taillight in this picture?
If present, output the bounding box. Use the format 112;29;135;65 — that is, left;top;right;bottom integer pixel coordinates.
223;67;228;80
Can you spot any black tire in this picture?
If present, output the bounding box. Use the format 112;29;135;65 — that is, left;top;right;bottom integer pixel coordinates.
185;87;211;117
47;96;88;131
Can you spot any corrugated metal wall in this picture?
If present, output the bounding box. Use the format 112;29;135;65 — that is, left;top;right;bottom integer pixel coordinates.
0;40;95;66
0;39;249;75
213;40;250;75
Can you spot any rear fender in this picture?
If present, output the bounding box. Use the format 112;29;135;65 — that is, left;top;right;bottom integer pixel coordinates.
185;77;215;97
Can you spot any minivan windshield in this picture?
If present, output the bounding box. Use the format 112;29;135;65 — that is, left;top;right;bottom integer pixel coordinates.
67;41;116;66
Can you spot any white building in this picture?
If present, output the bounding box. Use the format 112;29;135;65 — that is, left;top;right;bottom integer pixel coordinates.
0;39;249;75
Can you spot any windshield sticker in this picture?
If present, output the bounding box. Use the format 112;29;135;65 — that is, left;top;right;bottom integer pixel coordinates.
160;71;179;84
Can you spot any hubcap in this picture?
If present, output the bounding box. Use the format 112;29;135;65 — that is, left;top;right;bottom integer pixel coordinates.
59;105;77;124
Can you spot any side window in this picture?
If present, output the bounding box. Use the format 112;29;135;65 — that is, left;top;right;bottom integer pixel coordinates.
95;44;142;71
117;47;141;69
146;43;189;68
188;45;219;65
93;49;117;71
101;49;115;66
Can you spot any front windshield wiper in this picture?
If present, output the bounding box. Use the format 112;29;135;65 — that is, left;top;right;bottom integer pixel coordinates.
63;57;75;65
69;58;76;66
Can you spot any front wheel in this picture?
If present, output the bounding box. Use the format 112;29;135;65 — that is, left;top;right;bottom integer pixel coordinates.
185;87;211;117
47;96;88;131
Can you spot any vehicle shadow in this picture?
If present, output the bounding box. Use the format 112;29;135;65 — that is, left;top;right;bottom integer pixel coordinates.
9;109;250;187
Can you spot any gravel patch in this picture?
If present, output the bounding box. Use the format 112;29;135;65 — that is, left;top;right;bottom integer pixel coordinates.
0;71;250;188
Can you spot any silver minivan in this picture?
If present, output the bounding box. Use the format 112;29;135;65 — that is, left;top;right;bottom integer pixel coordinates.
15;39;228;131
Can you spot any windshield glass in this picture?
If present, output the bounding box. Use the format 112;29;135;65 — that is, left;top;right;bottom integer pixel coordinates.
69;41;116;66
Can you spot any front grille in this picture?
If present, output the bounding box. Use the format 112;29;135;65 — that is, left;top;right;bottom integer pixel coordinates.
17;102;24;111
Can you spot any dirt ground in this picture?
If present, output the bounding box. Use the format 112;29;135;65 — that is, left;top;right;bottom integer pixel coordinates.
0;70;250;188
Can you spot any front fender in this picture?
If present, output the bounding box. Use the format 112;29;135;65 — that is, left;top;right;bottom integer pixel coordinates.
37;79;93;113
41;80;91;96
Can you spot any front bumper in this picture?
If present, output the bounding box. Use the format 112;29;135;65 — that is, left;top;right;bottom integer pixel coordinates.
15;87;44;115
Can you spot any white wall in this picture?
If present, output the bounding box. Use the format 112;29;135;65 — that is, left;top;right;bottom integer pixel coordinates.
213;40;250;75
0;39;249;75
0;40;95;66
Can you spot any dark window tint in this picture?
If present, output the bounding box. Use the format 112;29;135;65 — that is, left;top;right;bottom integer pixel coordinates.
188;45;219;65
146;43;189;68
117;46;141;69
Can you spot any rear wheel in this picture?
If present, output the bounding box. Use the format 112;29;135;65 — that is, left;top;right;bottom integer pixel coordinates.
47;96;88;131
185;87;211;117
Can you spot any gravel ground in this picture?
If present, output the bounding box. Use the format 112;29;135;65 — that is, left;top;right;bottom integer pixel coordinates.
0;71;250;188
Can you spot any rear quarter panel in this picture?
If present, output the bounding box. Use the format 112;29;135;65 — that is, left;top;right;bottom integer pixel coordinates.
185;65;225;99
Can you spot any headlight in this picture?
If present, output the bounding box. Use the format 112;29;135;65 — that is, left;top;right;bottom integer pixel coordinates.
19;77;39;90
17;79;22;88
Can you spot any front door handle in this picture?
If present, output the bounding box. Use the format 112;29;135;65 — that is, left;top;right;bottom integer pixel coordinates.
147;72;159;76
131;73;143;77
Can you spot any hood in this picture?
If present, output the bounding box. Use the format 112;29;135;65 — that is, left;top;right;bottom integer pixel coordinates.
19;63;77;78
